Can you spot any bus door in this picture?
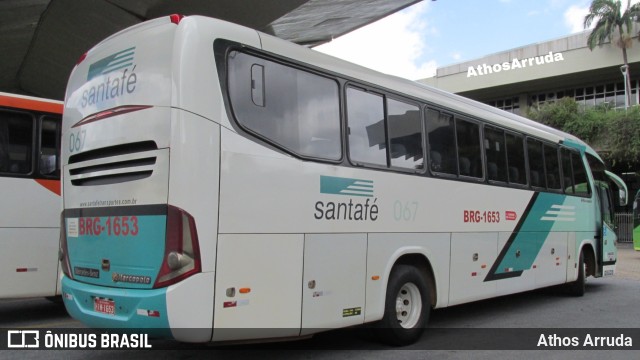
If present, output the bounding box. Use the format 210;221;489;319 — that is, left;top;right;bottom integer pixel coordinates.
587;155;621;277
595;180;616;276
634;190;640;251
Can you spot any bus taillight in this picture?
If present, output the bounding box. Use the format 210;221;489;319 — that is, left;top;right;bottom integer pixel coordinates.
154;206;201;288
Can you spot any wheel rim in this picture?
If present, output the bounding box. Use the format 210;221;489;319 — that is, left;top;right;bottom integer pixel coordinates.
395;282;422;329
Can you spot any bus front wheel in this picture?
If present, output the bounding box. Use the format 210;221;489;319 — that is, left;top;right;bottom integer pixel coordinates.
376;264;430;346
566;251;586;297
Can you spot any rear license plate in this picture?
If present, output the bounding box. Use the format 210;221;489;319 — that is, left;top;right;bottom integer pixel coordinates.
94;298;115;315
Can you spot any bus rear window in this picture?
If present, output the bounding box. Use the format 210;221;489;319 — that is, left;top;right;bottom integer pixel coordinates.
227;51;341;161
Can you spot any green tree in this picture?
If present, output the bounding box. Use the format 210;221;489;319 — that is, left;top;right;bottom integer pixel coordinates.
584;0;640;107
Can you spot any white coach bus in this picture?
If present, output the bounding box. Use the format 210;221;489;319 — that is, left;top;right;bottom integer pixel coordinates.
0;92;62;299
59;15;626;345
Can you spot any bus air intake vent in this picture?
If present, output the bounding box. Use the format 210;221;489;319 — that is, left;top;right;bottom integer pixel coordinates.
68;141;157;164
68;141;159;186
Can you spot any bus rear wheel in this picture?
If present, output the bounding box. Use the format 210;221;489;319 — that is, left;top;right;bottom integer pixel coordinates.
376;264;430;346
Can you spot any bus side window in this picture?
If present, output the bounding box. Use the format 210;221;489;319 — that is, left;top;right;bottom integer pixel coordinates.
527;138;545;189
426;109;456;175
561;148;575;194
346;87;386;167
228;51;342;161
39;116;60;178
387;98;423;170
544;144;561;191
0;110;34;175
484;125;507;182
572;153;590;196
455;118;482;178
506;132;527;186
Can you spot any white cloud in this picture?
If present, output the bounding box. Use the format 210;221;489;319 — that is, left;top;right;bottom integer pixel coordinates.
566;0;640;33
314;3;437;80
564;4;590;33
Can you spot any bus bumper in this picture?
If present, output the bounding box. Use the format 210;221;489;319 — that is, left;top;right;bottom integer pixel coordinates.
62;272;215;342
61;276;172;338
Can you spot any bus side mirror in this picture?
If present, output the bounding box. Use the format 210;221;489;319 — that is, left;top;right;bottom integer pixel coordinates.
618;189;628;207
605;170;627;206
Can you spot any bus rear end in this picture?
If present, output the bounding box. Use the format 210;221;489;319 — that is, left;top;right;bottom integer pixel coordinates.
60;15;216;342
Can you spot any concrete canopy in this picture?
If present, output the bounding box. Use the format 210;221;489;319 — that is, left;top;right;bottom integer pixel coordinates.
1;0;420;100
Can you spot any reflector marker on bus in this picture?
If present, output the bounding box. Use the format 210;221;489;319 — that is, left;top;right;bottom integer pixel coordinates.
16;268;37;272
136;309;160;317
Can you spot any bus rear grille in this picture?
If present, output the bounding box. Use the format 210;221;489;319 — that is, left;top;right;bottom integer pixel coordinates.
68;141;157;164
68;141;159;186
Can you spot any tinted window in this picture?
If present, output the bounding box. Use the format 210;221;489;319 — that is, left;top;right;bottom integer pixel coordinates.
506;133;527;185
544;144;561;190
484;126;507;182
387;98;423;170
0;110;34;175
527;139;545;188
456;118;482;178
561;148;575;194
572;152;590;196
426;109;456;175
228;51;341;160
40;116;60;177
347;87;386;166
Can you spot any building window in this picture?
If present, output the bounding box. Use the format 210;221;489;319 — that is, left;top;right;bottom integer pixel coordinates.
487;97;520;114
531;80;638;110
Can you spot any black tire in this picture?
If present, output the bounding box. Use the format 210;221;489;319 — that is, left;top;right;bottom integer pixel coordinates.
45;295;63;304
376;264;430;346
566;251;586;297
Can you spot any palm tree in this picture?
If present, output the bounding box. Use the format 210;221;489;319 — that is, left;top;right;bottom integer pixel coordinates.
584;0;640;107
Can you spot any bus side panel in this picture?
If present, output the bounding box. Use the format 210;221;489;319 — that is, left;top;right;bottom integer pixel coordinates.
301;233;366;334
535;232;568;287
0;177;60;298
365;233;451;323
0;177;59;228
213;234;303;342
448;232;498;306
166;272;215;342
495;232;535;297
0;228;59;298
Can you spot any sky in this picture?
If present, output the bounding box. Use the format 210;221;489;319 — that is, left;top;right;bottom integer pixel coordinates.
314;0;640;81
